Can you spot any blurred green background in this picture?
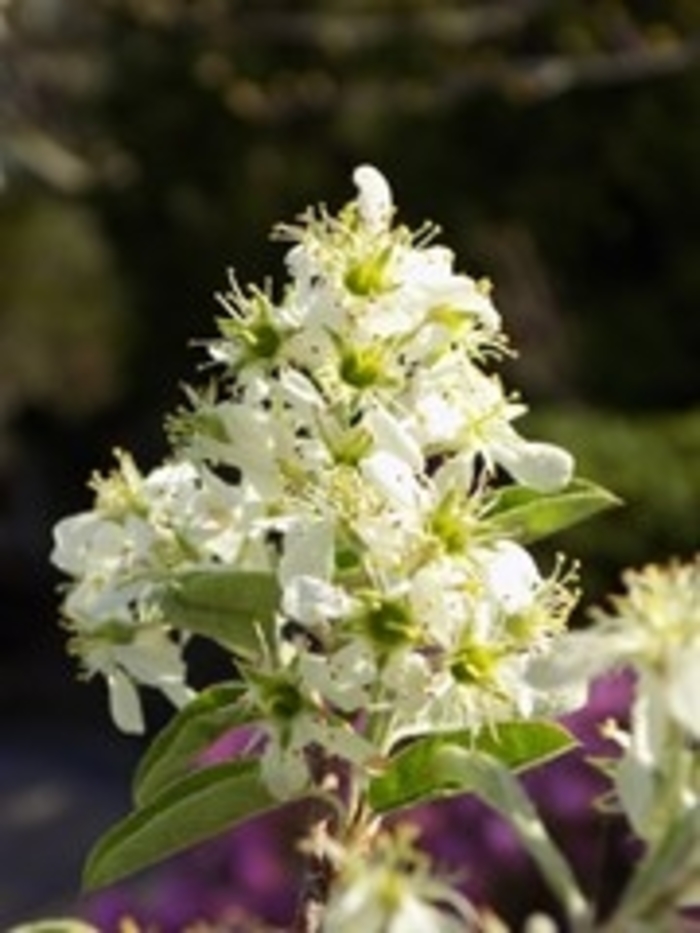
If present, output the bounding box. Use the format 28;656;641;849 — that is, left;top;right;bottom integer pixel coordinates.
1;0;700;922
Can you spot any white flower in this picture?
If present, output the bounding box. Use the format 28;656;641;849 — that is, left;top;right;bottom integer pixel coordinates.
393;244;501;335
299;641;375;712
259;707;375;799
537;558;700;860
77;624;194;733
322;829;476;933
193;400;285;499
394;543;577;737
409;352;573;492
247;659;376;799
54;512;154;624
542;558;700;742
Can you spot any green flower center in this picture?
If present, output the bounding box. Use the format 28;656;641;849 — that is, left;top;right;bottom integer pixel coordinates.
449;639;500;687
360;597;418;653
344;246;393;296
429;491;474;554
262;678;305;721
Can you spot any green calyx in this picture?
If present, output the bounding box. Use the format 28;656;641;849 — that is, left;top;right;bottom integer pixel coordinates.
357;596;419;654
244;320;282;359
344;246;393;297
429;490;475;554
331;425;373;465
256;675;306;722
218;292;284;363
449;637;502;688
339;342;390;389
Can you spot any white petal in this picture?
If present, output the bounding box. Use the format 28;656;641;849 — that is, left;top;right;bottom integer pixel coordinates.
492;433;574;492
282;575;350;626
482;541;540;613
302;717;375;767
364;403;423;471
353;164;393;232
614;745;655;839
279;366;326;409
279;518;335;585
260;738;309;799
107;670;145;733
361;451;425;511
218;403;282;497
50;512;97;574
160;680;197;710
427;273;501;332
299;644;374;711
526;631;621;689
668;647;700;739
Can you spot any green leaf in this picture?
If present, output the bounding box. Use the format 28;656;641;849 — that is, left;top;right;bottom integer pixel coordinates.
161;568;280;657
451;750;591;925
374;742;589;925
369;720;575;813
487;478;621;544
134;681;260;806
84;759;281;890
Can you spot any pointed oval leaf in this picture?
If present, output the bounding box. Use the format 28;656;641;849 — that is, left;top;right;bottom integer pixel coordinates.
134;681;260;806
369;720;575;814
487;478;621;544
161;569;280;658
84;759;282;890
373;743;590;925
432;749;590;924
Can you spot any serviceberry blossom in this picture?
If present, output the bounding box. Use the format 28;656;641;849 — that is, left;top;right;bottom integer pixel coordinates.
52;165;580;797
535;556;700;908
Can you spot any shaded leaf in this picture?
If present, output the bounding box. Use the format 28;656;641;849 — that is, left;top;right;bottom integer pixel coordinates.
369;720;575;813
161;569;280;657
134;681;260;806
84;759;281;890
487;478;621;544
446;749;591;925
374;741;589;924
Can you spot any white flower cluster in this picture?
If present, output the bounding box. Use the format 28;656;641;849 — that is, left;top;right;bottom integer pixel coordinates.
51;451;260;731
52;166;580;796
542;557;700;880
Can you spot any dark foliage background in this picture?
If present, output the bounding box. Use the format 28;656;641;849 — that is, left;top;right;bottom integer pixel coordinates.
1;1;699;929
